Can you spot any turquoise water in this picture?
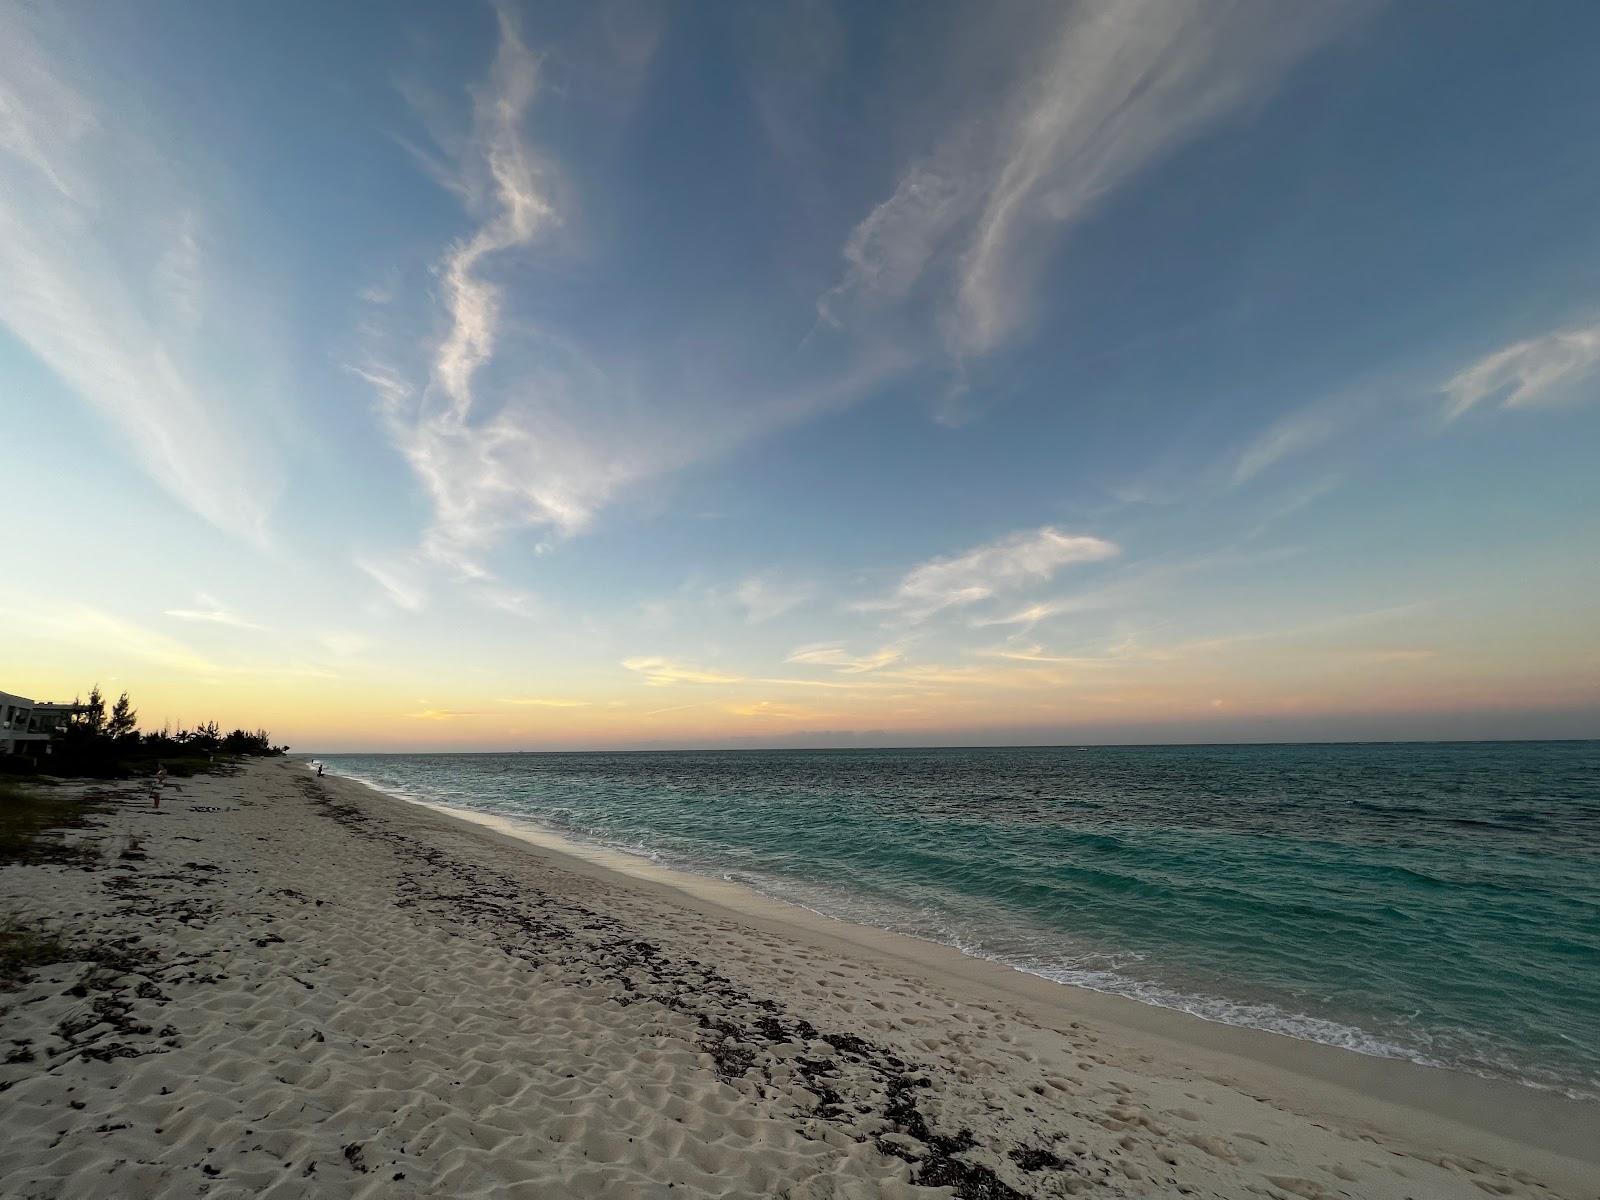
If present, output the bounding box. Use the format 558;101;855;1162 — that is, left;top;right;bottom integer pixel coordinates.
323;743;1600;1098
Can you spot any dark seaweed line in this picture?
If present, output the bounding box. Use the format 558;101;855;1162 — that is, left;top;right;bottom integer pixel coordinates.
302;775;1106;1199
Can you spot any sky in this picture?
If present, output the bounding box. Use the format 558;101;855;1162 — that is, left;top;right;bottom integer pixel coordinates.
3;0;1598;752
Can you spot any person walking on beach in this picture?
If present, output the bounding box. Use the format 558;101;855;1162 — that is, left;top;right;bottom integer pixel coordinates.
153;764;167;809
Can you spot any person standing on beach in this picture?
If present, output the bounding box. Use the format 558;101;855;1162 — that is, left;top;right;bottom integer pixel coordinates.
153;765;167;809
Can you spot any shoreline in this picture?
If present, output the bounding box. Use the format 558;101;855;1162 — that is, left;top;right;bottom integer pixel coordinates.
3;757;1595;1198
317;761;1600;1178
316;744;1599;1113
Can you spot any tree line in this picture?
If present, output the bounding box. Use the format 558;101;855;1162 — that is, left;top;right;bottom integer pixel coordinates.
43;686;288;777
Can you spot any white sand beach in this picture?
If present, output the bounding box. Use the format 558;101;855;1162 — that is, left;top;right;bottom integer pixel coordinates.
1;758;1595;1199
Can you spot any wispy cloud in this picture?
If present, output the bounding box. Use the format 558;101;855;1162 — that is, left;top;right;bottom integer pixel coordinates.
7;595;352;683
7;604;220;675
622;657;745;686
975;642;1102;666
369;5;580;569
726;700;826;720
479;586;542;620
972;545;1303;630
499;697;591;708
863;526;1118;621
638;700;719;719
974;603;1432;678
817;158;974;328
1232;406;1344;485
973;602;1071;630
359;8;909;575
163;594;267;632
877;661;1077;690
1163;602;1433;659
623;655;907;692
1442;320;1600;420
1348;648;1437;664
0;9;283;544
785;642;904;673
356;557;427;613
823;1;1367;363
733;574;813;624
434;15;554;422
319;632;373;658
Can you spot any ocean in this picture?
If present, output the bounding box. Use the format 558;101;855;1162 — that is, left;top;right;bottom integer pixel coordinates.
321;742;1600;1099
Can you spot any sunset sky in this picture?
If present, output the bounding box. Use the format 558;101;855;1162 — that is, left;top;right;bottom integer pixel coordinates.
4;0;1598;751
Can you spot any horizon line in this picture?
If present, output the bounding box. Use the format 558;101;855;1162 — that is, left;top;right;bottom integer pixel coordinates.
300;735;1600;756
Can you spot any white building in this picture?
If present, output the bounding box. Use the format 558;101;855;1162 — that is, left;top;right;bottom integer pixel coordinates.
0;690;92;757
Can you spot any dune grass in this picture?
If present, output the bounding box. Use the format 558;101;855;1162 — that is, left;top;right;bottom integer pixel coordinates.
0;777;109;989
0;914;74;990
0;777;105;869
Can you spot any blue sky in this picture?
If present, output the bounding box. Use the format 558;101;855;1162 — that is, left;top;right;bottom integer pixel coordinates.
3;0;1598;749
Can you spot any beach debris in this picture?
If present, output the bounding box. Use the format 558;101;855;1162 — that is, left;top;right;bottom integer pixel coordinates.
298;773;1055;1200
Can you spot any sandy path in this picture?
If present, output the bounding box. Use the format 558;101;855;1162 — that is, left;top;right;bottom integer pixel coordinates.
1;760;1593;1199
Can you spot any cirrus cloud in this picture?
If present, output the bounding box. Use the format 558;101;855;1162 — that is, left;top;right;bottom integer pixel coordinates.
621;657;745;686
0;8;286;546
862;526;1118;621
785;642;904;673
822;1;1371;364
1443;320;1600;421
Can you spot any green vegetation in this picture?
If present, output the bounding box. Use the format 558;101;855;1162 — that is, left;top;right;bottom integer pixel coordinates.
0;913;74;990
0;777;112;989
0;687;287;988
14;685;288;778
0;777;105;868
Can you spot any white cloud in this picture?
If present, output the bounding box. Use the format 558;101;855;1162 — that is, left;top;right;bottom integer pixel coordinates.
319;631;373;658
371;5;585;567
7;603;220;675
164;594;266;632
976;642;1099;665
478;585;542;620
865;526;1118;621
973;545;1304;630
360;7;909;574
0;12;96;201
725;700;826;721
877;661;1077;690
824;1;1365;362
0;9;283;545
622;657;745;686
5;598;350;684
973;601;1076;629
432;13;556;423
733;574;812;623
1165;601;1432;659
785;642;904;673
356;557;427;613
817;159;975;326
623;654;909;692
154;209;204;333
1442;320;1600;420
1232;406;1343;485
